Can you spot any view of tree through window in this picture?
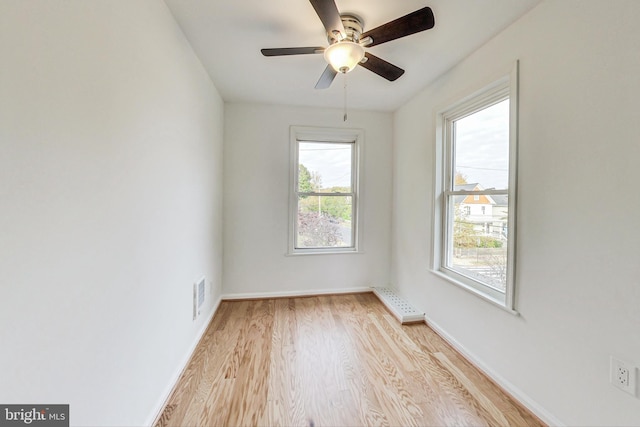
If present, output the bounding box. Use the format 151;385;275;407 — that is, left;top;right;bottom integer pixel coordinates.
447;99;510;291
295;141;355;249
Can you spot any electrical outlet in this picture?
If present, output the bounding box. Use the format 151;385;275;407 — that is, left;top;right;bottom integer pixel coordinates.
610;357;637;396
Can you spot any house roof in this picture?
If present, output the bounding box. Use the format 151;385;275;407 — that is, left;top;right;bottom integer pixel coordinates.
454;183;480;191
453;183;508;207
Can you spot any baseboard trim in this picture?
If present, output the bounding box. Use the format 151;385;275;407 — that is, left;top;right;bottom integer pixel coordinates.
424;314;564;427
221;286;372;301
146;295;222;427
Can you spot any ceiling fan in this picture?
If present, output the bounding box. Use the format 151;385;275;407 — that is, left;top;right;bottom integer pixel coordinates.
261;0;435;89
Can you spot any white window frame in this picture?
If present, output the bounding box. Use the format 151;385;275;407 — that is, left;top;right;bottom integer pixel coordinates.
288;126;362;255
432;62;519;312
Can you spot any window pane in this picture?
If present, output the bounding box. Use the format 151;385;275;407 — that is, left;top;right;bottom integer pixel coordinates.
447;194;509;292
298;142;352;193
454;99;509;190
297;195;353;248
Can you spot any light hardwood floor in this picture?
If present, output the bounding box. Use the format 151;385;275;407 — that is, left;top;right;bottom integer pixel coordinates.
155;293;544;427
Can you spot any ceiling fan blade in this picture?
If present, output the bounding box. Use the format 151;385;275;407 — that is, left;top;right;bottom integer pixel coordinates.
315;64;338;89
359;53;405;81
261;47;325;56
308;0;346;39
360;7;435;47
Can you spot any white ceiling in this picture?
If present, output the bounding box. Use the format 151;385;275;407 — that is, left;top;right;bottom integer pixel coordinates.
164;0;540;112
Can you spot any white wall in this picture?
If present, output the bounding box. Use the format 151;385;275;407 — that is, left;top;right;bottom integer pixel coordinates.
0;1;224;425
391;1;640;425
224;103;392;295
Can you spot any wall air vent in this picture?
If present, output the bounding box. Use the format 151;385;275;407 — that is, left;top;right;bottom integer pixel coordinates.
197;278;205;309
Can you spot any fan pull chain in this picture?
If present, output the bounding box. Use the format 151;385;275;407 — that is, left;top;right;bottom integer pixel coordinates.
343;72;348;122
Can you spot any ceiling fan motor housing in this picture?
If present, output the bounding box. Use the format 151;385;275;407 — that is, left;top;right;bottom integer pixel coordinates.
328;14;364;44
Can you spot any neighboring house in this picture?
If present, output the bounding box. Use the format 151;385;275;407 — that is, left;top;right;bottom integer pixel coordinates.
455;183;508;240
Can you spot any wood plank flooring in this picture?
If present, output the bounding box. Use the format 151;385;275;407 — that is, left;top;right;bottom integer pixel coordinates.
155;293;544;427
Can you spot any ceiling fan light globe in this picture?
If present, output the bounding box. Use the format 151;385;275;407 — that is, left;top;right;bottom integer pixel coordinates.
324;41;365;73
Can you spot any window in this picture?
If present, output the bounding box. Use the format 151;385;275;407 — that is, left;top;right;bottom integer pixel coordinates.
433;63;518;310
289;126;361;254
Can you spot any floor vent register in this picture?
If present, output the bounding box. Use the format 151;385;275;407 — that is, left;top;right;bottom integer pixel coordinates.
373;287;425;324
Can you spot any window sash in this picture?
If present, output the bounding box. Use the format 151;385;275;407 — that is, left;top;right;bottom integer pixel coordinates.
294;194;355;250
442;190;509;295
297;191;355;197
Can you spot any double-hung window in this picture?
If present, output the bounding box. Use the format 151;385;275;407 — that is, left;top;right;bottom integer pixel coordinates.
289;126;361;254
433;63;518;311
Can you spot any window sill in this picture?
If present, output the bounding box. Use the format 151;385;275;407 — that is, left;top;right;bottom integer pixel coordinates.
429;269;519;316
286;249;363;256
